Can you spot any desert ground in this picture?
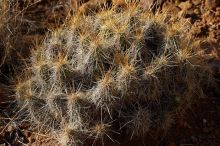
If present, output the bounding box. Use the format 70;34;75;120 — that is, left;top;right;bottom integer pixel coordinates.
0;0;219;146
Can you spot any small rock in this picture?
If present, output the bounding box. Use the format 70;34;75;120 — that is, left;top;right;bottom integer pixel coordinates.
178;1;192;10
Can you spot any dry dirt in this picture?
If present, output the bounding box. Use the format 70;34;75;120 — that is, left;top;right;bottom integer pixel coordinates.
0;0;220;146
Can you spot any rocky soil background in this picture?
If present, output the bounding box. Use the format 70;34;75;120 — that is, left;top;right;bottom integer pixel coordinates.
0;0;219;145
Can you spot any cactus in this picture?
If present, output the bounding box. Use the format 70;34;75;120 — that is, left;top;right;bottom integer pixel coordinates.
15;3;211;146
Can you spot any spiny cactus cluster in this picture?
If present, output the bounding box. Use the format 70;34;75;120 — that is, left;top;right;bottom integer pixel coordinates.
16;3;210;146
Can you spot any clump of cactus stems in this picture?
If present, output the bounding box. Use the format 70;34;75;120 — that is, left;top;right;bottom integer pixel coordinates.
15;2;211;146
